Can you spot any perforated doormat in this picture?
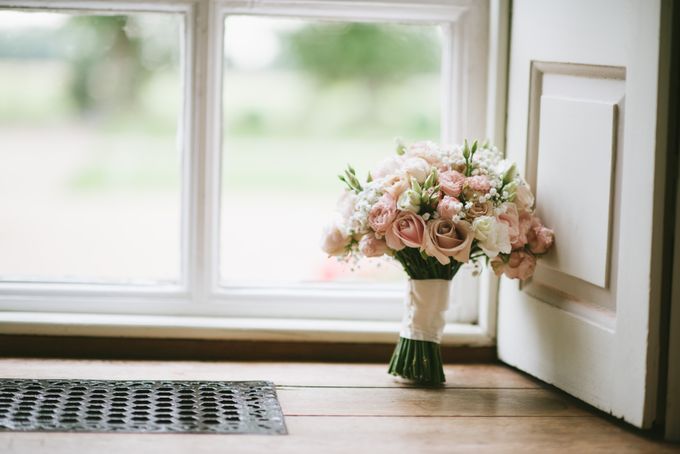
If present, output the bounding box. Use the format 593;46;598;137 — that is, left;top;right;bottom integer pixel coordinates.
0;379;287;435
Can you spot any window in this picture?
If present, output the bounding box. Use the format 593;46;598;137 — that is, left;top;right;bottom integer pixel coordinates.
0;10;183;285
220;17;441;287
0;0;496;344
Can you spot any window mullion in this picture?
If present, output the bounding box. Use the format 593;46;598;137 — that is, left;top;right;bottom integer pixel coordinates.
186;0;215;309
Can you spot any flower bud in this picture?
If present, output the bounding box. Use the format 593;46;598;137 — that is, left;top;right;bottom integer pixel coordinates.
397;189;422;213
503;181;518;201
395;137;407;156
462;140;471;159
502;163;517;185
423;168;437;189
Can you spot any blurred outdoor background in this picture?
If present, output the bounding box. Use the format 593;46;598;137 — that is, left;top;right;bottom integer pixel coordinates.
0;11;443;286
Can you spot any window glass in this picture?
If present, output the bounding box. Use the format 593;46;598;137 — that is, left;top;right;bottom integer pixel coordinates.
220;16;442;286
0;11;183;284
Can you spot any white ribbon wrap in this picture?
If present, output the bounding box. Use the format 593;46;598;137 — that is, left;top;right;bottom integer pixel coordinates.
400;279;451;343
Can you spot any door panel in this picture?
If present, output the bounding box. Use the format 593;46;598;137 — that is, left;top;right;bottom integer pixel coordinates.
498;0;666;428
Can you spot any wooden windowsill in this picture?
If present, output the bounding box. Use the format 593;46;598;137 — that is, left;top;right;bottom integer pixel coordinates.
0;312;496;362
0;334;496;362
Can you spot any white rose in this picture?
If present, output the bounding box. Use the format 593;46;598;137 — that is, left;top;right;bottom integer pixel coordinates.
321;216;351;256
371;156;404;179
405;141;442;165
397;189;421;213
401;157;430;183
472;215;511;258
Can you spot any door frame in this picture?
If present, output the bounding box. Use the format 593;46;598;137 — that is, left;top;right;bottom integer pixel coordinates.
662;0;680;440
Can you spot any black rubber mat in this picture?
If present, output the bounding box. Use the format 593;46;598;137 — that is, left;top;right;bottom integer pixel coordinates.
0;379;286;434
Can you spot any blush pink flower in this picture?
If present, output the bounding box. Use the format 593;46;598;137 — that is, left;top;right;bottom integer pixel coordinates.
381;174;409;200
439;170;465;198
517;211;533;247
359;233;389;257
368;194;397;235
321;217;350;256
437;196;462;220
385;211;426;251
467;201;493;219
405;141;442;165
465;175;492;193
527;217;555;254
497;203;524;248
491;250;537;280
423;219;473;265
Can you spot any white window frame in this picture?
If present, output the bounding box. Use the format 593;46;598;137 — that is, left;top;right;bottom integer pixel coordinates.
0;0;505;347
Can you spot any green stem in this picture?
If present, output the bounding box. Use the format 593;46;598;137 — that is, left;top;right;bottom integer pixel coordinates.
388;337;445;385
394;248;462;280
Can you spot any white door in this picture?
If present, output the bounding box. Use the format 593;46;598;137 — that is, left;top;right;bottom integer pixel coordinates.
498;0;672;428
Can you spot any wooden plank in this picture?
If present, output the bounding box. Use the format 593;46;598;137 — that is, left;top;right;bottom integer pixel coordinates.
0;359;540;389
277;387;588;417
0;417;675;454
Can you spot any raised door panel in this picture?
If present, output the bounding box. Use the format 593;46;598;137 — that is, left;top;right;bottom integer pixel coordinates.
498;0;666;429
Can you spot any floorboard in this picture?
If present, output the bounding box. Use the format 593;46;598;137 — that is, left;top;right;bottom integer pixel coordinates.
0;359;675;453
0;358;538;388
277;387;588;416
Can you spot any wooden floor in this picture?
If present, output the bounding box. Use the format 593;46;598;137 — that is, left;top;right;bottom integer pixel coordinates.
0;359;676;453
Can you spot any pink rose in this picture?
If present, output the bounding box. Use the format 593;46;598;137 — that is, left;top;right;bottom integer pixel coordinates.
527;217;554;254
423;219;474;265
439;170;465;197
321;217;350;256
359;233;389;257
517;211;533;246
368;194;397;235
466;201;493;219
465;175;491;193
497;203;524;248
437;196;462;220
491;250;537;280
385;211;426;251
381;174;409;200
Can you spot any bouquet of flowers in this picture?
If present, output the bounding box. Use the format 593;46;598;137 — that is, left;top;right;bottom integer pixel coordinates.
322;139;554;385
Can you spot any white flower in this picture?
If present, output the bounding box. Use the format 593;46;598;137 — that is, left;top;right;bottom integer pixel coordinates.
405;141;442;165
472;215;511;258
401;157;430;183
321;215;351;256
514;180;535;212
397;189;421;213
336;191;357;220
346;183;381;235
371;155;404;179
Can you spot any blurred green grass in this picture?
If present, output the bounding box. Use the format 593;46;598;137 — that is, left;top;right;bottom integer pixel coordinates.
0;62;439;195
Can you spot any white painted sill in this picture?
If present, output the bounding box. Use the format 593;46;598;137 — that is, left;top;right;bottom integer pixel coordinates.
0;312;494;346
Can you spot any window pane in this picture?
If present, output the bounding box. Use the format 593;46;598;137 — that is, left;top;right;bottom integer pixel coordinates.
221;17;442;286
0;11;183;284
